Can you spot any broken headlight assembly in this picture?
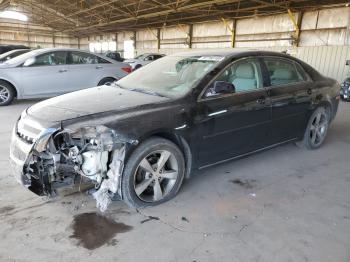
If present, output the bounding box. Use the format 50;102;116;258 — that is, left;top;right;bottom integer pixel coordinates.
24;125;137;212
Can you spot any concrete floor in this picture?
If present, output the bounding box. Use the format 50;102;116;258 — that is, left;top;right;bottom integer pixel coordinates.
1;100;350;262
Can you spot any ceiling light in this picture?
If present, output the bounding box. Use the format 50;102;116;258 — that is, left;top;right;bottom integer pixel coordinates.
0;11;28;22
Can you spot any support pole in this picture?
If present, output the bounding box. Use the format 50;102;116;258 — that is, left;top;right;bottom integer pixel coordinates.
115;32;118;51
287;9;302;47
188;24;193;48
147;27;160;52
221;17;235;48
157;28;161;51
133;31;137;56
52;32;56;47
177;24;191;48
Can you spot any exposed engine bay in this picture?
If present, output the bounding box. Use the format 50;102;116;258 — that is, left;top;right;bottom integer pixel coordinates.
23;125;138;212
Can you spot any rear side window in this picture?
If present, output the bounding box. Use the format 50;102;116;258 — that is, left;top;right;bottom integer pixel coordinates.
69;52;110;64
32;51;67;66
264;58;307;86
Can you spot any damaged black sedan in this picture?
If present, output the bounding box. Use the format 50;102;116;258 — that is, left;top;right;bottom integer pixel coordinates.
10;51;340;210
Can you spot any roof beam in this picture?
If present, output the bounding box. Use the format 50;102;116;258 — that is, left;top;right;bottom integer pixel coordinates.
64;0;242;32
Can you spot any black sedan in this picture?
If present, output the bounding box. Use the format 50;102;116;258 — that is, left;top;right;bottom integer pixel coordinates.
340;77;350;101
10;51;340;210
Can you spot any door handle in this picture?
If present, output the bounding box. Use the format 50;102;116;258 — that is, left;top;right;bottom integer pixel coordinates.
96;65;103;69
256;96;266;104
58;69;67;73
307;88;312;95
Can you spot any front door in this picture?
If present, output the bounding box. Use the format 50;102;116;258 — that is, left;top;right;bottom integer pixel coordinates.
195;57;271;167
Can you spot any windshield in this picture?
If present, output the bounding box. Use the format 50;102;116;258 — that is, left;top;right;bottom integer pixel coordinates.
116;55;223;98
0;49;30;62
134;54;149;60
3;49;41;65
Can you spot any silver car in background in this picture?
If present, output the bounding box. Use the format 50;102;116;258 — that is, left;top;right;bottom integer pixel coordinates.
0;49;31;63
124;53;165;70
0;48;131;106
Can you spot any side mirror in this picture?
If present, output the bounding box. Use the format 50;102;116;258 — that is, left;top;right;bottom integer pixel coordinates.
23;57;35;67
214;81;235;94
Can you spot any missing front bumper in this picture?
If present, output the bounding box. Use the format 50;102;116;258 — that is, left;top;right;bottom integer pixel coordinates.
9;122;137;212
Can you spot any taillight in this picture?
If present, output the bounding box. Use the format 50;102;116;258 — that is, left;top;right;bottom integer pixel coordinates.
122;67;132;74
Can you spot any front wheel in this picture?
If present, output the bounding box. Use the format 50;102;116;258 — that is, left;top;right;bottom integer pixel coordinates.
122;137;185;208
298;107;330;149
0;82;15;106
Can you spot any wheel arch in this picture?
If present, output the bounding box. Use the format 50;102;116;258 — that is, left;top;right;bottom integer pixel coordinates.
312;99;333;120
127;131;193;179
0;78;17;97
97;76;117;86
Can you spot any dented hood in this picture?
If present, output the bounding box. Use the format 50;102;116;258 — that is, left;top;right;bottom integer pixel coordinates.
27;85;169;122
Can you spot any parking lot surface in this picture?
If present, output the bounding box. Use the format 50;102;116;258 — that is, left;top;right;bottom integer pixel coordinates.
1;100;350;262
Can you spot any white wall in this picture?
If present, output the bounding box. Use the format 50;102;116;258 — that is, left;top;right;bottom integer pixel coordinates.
76;6;350;82
0;19;80;48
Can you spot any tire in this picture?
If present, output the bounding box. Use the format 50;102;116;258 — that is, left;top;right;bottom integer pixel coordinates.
98;77;116;86
134;64;142;70
0;81;15;106
297;107;330;150
122;137;185;208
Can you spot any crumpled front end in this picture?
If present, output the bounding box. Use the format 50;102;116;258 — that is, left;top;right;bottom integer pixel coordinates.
9;113;137;212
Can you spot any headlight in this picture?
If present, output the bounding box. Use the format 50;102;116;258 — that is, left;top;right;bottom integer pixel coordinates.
34;128;58;152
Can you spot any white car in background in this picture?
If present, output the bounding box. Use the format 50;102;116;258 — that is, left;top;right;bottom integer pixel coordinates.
124;53;165;70
0;49;31;63
0;48;131;105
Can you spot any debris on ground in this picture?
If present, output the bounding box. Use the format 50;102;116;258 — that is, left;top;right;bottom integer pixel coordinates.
229;179;257;189
140;215;160;224
181;216;189;222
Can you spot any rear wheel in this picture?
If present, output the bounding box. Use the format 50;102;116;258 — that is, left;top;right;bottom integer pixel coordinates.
298;107;330;149
134;64;142;70
122;137;185;208
0;81;15;106
98;77;116;86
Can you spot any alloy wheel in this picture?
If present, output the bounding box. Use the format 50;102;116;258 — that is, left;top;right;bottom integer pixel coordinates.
309;111;328;147
0;86;10;104
134;150;179;202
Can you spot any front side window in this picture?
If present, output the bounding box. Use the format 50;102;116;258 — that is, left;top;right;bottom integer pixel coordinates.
264;58;307;86
116;55;223;98
32;51;67;66
69;52;107;64
204;58;263;97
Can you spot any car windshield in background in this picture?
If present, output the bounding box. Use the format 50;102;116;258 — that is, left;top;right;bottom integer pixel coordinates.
3;49;41;65
116;55;223;98
0;49;30;62
135;54;148;60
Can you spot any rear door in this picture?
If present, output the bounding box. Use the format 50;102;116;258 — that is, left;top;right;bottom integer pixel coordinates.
196;57;271;166
66;51;112;91
262;57;314;143
20;51;69;97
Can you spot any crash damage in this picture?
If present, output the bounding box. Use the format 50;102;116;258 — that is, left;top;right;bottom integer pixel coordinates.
15;124;138;212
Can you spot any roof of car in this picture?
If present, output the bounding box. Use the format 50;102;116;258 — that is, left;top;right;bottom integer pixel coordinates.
33;47;91;53
141;53;164;55
171;49;291;58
